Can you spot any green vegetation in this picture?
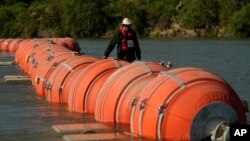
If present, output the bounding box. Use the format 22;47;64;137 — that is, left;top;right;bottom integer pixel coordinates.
0;0;250;38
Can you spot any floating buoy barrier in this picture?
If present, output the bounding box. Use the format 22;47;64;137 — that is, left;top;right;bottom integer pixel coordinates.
1;37;248;141
34;51;79;96
67;58;129;113
26;44;71;71
45;55;99;103
94;61;170;123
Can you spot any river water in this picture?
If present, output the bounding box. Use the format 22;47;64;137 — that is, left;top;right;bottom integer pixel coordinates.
0;38;250;140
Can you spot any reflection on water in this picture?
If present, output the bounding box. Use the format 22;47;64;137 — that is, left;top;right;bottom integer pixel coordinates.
0;38;250;140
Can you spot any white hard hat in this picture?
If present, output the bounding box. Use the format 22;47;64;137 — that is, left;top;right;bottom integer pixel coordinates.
122;18;132;25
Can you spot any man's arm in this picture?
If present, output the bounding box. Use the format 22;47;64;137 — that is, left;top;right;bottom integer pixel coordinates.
104;32;118;58
134;32;141;60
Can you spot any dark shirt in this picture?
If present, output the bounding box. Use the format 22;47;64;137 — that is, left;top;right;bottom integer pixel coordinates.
104;29;141;62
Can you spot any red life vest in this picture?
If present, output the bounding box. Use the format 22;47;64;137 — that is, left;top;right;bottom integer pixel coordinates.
119;27;135;51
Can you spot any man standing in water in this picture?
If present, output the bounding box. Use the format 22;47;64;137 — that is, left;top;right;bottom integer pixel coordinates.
104;18;141;62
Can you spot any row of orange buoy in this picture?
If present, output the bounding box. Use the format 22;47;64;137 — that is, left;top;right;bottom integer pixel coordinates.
0;38;22;52
2;37;247;141
0;37;80;53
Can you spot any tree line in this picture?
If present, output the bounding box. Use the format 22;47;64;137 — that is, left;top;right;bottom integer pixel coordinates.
0;0;250;38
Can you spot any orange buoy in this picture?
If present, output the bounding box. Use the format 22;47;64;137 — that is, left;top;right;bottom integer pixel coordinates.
26;44;70;77
0;39;13;52
30;51;77;81
50;38;68;48
84;71;115;114
44;55;99;103
23;40;72;73
67;59;129;113
51;37;81;52
8;39;23;52
115;74;157;124
94;61;169;123
34;51;78;96
68;37;81;53
0;39;4;50
130;68;247;140
62;37;81;53
15;39;60;67
16;39;40;70
15;39;30;65
61;65;91;104
0;39;5;51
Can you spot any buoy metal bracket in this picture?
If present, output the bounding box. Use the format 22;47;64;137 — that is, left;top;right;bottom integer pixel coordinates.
130;97;139;109
139;99;147;110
